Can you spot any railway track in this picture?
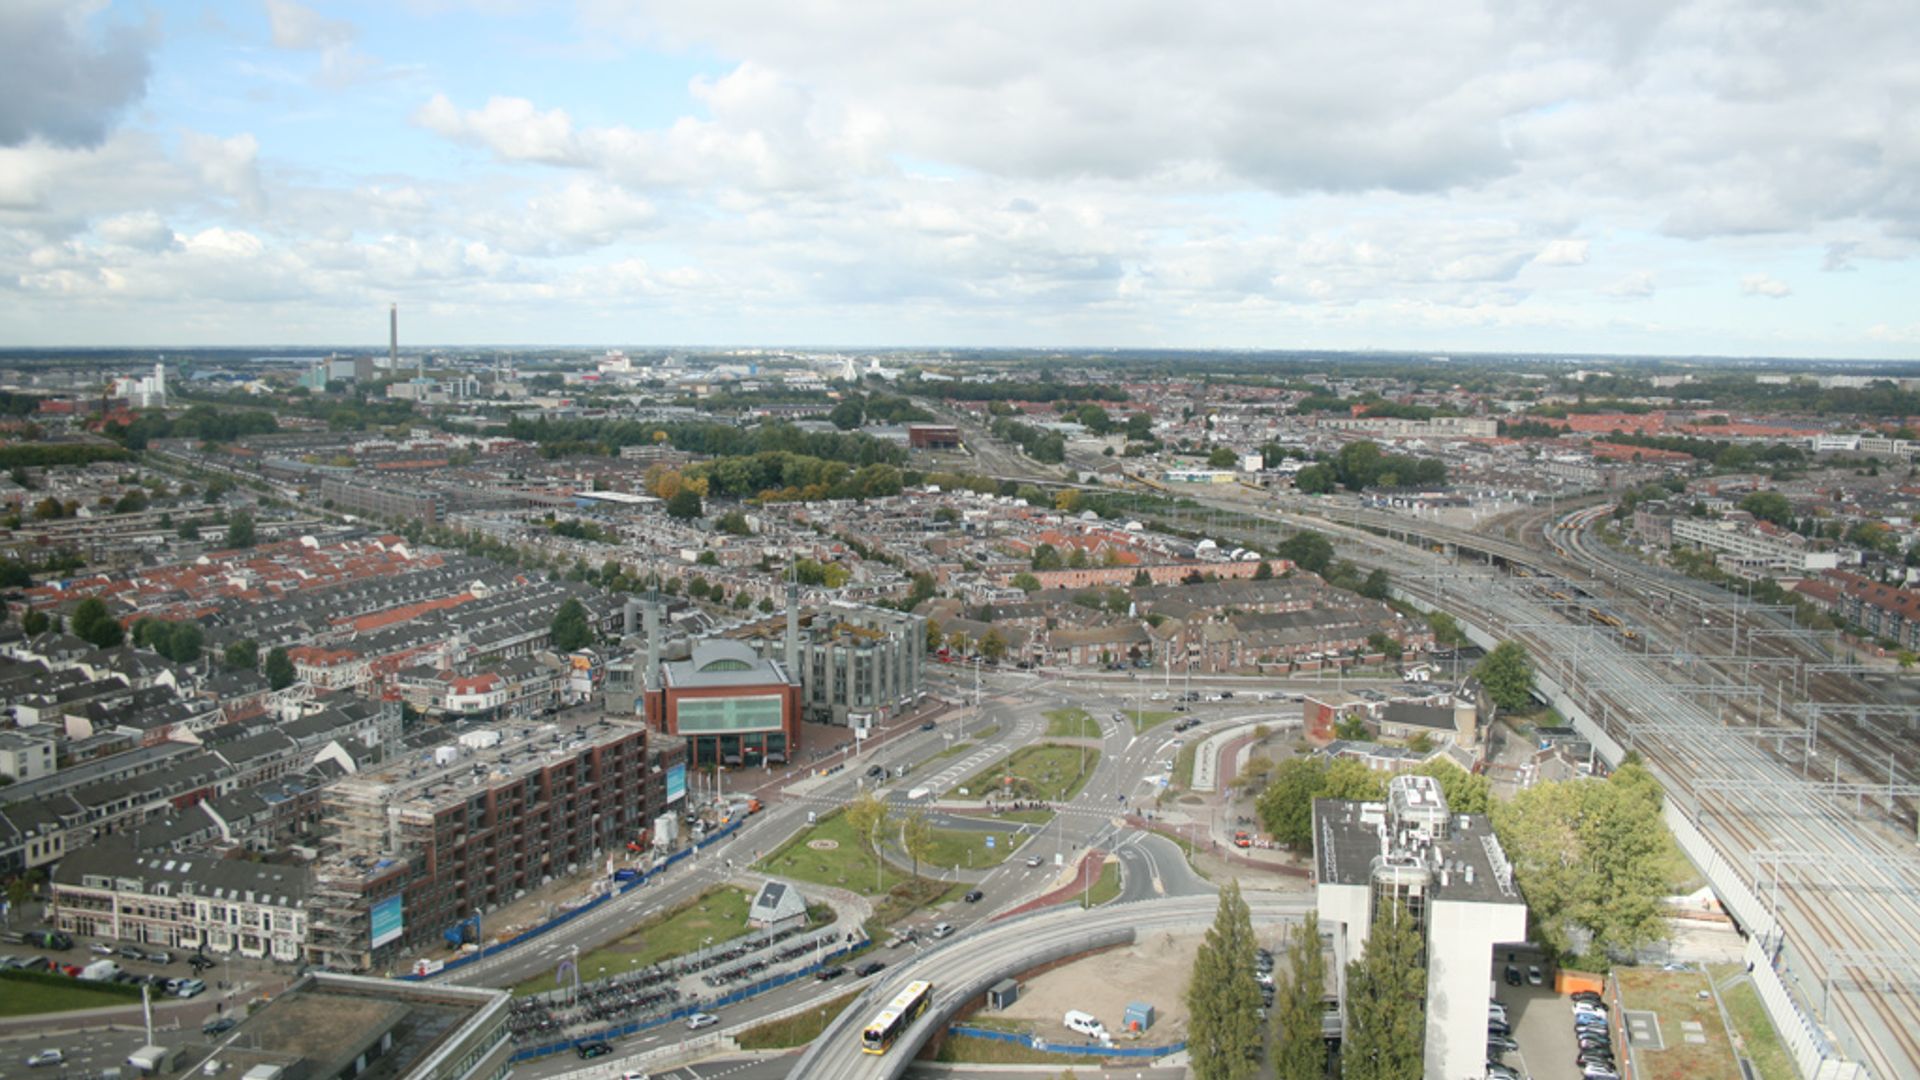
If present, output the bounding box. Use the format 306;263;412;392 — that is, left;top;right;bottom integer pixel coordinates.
1158;493;1920;1077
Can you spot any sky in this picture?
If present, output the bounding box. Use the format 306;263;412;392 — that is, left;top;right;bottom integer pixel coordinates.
1;1;1917;358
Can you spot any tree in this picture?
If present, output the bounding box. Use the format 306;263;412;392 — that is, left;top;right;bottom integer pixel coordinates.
1293;463;1337;495
1426;610;1468;648
21;609;49;636
1341;900;1426;1080
1133;568;1153;587
225;639;260;670
1333;714;1371;741
1413;758;1490;814
178;519;201;541
1277;531;1334;576
549;597;594;651
901;810;934;889
980;628;1009;662
71;597;124;649
1125;412;1154;441
265;646;296;690
225;508;256;549
1011;572;1042;594
1473;641;1535;712
1185;881;1264;1080
1257;758;1331;849
925;617;943;651
1273;911;1328;1080
715;509;751;536
828;398;865;430
1031;543;1064;571
666;489;704;520
1738;490;1793;527
1208;446;1240;469
1252;560;1274;581
1358;569;1390;601
844;791;889;856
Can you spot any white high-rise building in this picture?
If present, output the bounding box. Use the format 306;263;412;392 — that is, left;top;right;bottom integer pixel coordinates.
1314;774;1528;1080
111;361;168;408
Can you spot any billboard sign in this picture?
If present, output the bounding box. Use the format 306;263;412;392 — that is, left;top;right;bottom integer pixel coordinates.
371;894;405;949
665;762;687;804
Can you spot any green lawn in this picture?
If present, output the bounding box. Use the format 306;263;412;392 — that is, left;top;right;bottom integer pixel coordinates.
935;1034;1111;1064
1127;709;1177;734
736;989;864;1049
1044;707;1100;738
757;810;909;897
1085;859;1122;906
0;976;140;1017
959;743;1101;802
512;886;755;995
1719;976;1798;1080
918;825;1020;870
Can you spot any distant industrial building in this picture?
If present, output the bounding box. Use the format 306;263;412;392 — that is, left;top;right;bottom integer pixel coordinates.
304;715;679;973
907;424;962;450
184;971;512;1080
1314;775;1526;1080
321;478;447;525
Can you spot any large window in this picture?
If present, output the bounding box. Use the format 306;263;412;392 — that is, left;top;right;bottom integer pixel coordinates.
675;695;783;733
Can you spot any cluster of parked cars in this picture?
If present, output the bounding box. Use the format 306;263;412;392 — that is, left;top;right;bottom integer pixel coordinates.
1254;946;1276;1017
1486;997;1519;1078
1571;991;1618;1079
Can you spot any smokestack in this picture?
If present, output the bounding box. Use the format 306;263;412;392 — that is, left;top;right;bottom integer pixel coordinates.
784;574;800;680
389;302;398;370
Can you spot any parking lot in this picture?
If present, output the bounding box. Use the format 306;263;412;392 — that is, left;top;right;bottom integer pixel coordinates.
1491;960;1599;1080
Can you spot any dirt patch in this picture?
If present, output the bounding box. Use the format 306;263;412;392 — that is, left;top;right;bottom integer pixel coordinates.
982;929;1208;1045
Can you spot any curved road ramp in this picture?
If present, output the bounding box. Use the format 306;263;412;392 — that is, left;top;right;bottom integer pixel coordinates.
788;893;1312;1079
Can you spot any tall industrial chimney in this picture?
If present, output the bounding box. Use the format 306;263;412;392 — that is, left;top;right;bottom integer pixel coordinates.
389;302;398;370
784;573;800;680
643;595;662;692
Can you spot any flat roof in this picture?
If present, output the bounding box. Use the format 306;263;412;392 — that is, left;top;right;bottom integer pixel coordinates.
1312;797;1519;906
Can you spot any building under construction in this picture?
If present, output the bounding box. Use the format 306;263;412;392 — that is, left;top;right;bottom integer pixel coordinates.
305;714;682;973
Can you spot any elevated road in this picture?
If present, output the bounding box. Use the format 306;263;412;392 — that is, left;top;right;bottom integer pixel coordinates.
788;893;1313;1080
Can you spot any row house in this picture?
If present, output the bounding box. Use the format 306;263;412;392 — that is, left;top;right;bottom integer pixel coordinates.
53;833;310;961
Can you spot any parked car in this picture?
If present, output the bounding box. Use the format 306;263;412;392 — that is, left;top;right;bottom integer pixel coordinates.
25;1051;64;1068
685;1012;719;1031
1503;963;1523;986
1487;1019;1511;1037
1487;1034;1519;1053
815;966;846;981
1486;1063;1521;1080
118;945;145;961
855;961;886;977
1526;964;1544;986
146;951;172;965
89;944;115;957
574;1041;612;1059
1571;990;1604;1005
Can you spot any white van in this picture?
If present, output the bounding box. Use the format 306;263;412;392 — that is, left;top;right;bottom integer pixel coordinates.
1063;1010;1108;1040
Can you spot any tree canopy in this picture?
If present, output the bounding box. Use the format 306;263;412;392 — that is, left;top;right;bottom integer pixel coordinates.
71;597;124;649
549;597;594;651
1186;881;1265;1080
1341;900;1426;1080
1473;641;1535;712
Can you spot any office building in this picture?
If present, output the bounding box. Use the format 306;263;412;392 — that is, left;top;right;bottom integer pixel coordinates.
643;639;801;766
1314;774;1527;1080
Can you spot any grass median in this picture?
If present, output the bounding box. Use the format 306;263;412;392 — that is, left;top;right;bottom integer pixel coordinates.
1044;708;1100;738
757;809;912;897
919;824;1021;870
957;743;1100;802
1126;709;1177;734
735;989;864;1049
512;886;754;996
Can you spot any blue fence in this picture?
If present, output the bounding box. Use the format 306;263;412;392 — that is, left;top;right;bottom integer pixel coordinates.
948;1024;1185;1060
401;819;746;982
509;936;871;1062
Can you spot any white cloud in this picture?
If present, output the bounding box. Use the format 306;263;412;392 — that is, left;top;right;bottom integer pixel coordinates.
181;131;266;214
1534;239;1590;266
264;0;355;51
1739;273;1792;298
415;94;584;165
1603;271;1657;298
0;1;152;148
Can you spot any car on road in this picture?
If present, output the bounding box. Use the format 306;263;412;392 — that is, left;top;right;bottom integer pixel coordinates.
25;1050;63;1068
619;1072;650;1080
866;765;885;778
920;721;936;731
1025;855;1044;868
575;1041;613;1059
203;1017;239;1036
1526;964;1544;986
964;889;985;902
685;1012;719;1031
855;961;886;977
815;966;846;981
930;923;955;939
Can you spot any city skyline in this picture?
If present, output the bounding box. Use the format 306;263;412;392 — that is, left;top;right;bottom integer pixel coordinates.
2;1;1918;358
